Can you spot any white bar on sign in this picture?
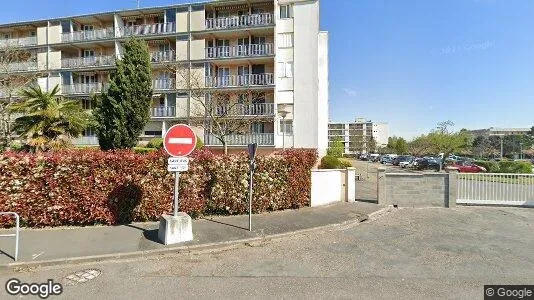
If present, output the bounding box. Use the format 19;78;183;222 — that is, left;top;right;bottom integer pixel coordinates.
168;164;189;172
169;138;193;144
168;157;189;164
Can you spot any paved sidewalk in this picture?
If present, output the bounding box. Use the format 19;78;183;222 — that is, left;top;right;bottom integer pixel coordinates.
0;202;383;266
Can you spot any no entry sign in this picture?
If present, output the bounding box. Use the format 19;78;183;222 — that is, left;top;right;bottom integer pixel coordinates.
163;124;197;157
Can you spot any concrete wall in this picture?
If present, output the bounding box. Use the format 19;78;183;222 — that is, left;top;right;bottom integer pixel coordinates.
311;168;356;207
317;31;329;157
377;169;456;208
190;9;205;32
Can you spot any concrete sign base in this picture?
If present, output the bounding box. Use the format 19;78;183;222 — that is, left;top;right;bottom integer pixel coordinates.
158;213;193;245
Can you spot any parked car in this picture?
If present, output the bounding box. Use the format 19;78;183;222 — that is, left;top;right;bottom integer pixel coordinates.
415;158;440;171
445;160;487;173
380;156;393;165
399;157;414;168
393;155;413;166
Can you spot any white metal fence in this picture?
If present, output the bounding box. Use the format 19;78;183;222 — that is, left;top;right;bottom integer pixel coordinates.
457;173;534;207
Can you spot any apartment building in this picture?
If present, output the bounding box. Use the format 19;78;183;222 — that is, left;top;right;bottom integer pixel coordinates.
469;127;532;137
0;0;329;155
328;118;389;154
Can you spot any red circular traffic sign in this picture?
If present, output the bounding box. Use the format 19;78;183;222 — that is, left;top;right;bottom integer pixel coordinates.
163;124;197;157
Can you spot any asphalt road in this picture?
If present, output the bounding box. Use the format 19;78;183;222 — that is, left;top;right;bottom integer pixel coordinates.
1;206;533;300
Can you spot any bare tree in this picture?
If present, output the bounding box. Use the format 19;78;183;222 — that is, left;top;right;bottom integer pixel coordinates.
0;45;40;147
171;62;273;154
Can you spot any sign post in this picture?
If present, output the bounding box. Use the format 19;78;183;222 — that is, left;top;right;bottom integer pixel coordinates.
247;143;257;231
158;124;196;245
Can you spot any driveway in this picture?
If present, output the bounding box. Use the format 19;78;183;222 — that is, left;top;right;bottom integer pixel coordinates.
1;206;533;299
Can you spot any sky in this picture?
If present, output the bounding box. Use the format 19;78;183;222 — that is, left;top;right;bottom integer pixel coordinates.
1;0;533;139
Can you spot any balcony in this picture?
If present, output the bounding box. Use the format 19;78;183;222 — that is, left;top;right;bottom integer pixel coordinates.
205;73;274;88
216;103;275;116
121;23;175;37
62;83;108;95
0;36;37;48
72;136;99;146
205;13;274;30
61;55;115;69
206;43;274;59
62;28;115;43
205;133;274;146
153;78;175;90
150;50;176;63
151;106;176;118
4;61;38;72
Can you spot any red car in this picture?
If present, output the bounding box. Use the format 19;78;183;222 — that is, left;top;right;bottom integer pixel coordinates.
445;161;487;173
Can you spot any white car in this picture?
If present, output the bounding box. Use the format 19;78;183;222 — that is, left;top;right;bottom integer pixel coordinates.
399;161;411;168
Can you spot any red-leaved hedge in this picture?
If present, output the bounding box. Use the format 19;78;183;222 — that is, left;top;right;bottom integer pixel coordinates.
0;149;316;227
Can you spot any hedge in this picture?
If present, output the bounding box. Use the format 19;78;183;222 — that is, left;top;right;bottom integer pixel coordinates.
0;149;316;227
319;155;352;169
474;160;532;174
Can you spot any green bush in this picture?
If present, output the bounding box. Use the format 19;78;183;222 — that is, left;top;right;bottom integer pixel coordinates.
196;138;204;150
474;160;532;174
319;155;351;169
146;138;164;149
474;160;499;173
133;147;157;154
498;161;532;174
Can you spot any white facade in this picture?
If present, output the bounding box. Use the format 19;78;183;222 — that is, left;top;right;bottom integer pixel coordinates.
0;0;328;155
328;118;389;154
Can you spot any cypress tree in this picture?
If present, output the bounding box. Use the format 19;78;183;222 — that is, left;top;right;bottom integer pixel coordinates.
93;38;153;150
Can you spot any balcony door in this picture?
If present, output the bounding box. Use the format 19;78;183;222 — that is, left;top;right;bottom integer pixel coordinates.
217;67;230;87
238;66;249;86
82;25;94;40
251;122;265;134
82;50;96;66
237;38;249;56
81;74;96;85
216;39;230;57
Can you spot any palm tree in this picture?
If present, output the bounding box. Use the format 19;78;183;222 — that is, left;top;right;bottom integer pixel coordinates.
10;84;92;151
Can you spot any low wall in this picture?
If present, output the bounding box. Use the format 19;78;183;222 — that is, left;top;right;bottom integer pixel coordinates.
311;168;357;207
377;169;456;208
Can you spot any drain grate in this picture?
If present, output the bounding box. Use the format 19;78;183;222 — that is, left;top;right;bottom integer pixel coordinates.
64;269;102;286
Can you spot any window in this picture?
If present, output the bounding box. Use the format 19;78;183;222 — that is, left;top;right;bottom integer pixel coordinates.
144;131;163;136
280;120;293;134
277;62;293;78
251;122;265;134
82;99;92;110
278;33;293;48
280;5;293;19
82;25;94;31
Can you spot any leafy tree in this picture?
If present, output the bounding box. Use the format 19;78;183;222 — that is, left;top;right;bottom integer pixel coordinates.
367;136;377;153
10;84;91;151
387;136;408;154
472;135;498;159
408;134;433;156
428;121;471;169
327;137;344;158
93;38;153;150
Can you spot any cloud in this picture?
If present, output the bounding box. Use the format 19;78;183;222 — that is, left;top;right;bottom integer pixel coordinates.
342;88;358;97
436;41;495;56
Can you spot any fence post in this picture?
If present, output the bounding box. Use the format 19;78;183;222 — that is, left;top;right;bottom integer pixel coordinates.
447;172;457;208
346;167;356;202
377;167;388;205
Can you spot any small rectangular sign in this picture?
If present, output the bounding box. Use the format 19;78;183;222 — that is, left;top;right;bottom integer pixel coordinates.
168;164;189;172
168;157;189;165
168;138;193;145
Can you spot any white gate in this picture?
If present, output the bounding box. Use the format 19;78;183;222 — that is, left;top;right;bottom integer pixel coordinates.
457;173;534;206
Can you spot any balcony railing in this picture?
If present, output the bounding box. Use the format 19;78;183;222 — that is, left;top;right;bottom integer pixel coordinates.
205;13;274;30
153;78;175;90
62;83;108;95
72;136;99;146
215;103;275;116
206;43;274;59
205;133;274;146
150;50;176;63
121;23;175;37
61;55;115;69
4;61;38;72
0;36;37;48
151;106;176;118
62;28;115;43
205;74;274;88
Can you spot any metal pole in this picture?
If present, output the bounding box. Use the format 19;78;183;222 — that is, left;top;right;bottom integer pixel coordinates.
173;172;180;217
500;136;504;159
248;162;254;231
282;116;286;151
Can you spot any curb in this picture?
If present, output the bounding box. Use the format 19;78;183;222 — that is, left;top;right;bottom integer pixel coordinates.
1;210;390;270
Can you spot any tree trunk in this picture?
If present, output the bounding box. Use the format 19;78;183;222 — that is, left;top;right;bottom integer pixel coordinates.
223;140;228;155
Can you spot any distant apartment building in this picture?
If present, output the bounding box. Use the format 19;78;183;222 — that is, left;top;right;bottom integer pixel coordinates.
0;0;329;155
328;118;389;154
